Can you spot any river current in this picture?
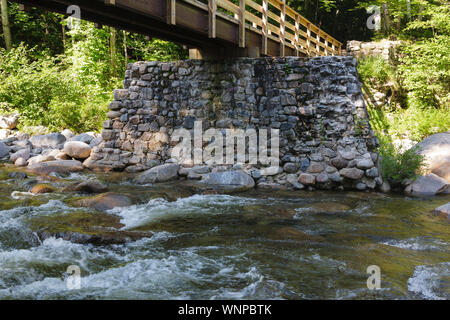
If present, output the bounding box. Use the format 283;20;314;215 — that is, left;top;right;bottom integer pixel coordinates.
0;167;449;300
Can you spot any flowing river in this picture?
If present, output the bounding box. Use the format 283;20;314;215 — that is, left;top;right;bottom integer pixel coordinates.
0;165;449;300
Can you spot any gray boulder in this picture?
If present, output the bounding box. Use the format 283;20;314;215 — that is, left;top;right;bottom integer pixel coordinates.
339;168;364;180
29;133;66;148
0;141;9;158
10;149;30;162
69;133;95;144
414;132;450;182
135;163;180;184
64;141;92;159
405;173;449;196
201;170;255;191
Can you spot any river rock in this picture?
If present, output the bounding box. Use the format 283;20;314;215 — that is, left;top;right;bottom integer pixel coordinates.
61;129;75;139
27;154;56;165
31;184;56;194
135;163;180;184
73;192;133;211
10;149;30;162
404;173;449;196
298;173;315;185
29;133;66;148
69;133;95;144
15;158;28;167
201;170;255;191
62;180;109;194
339;168;364;180
63;141;92;159
0;114;19;129
414;132;450;182
9;172;27;179
431;202;450;220
27;160;84;175
356;159;374;170
0;141;10;158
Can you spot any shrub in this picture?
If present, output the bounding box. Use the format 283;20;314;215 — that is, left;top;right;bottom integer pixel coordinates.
357;56;396;89
377;136;426;185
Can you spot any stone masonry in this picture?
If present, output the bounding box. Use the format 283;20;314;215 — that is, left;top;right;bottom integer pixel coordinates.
84;56;383;191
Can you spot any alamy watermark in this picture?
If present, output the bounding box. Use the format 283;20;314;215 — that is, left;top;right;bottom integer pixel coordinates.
171;121;280;175
66;5;81;30
66;265;81;290
367;265;381;290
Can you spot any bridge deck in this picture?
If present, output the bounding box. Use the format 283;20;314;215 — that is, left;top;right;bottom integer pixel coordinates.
13;0;342;58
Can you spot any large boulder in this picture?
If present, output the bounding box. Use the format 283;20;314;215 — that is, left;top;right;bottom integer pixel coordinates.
27;154;56;166
27;160;84;175
414;132;450;182
431;202;450;221
405;173;449;196
0;113;19;129
29;133;66;148
0;141;9;158
135;163;179;184
201;170;255;191
63;141;92;159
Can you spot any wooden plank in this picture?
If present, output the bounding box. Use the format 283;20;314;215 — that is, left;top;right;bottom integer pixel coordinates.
245;11;262;26
217;0;239;14
166;0;176;25
261;0;268;55
306;22;311;56
239;0;246;48
246;0;262;12
208;0;216;38
324;35;328;56
105;0;116;5
315;29;320;55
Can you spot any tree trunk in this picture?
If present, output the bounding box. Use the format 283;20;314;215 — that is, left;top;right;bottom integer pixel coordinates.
123;30;128;68
110;27;117;73
0;0;12;51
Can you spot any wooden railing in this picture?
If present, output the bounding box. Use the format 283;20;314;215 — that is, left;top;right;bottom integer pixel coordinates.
199;0;342;56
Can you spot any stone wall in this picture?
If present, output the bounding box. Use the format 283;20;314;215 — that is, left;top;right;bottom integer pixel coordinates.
347;40;402;61
84;56;383;191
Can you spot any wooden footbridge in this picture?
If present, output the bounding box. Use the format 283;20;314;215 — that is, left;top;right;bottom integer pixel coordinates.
13;0;342;58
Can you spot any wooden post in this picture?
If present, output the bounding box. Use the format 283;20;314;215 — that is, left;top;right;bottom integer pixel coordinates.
294;14;300;56
306;22;311;56
239;0;245;48
331;41;335;56
104;0;115;5
261;0;268;55
279;1;285;57
208;0;216;38
324;35;328;56
316;30;320;55
166;0;176;25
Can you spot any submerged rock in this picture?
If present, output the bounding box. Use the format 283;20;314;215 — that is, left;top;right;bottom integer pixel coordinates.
201;170;255;191
135;163;179;184
27;160;84;175
431;202;450;221
62;180;109;194
28;211;152;245
71;192;133;211
31;184;56;194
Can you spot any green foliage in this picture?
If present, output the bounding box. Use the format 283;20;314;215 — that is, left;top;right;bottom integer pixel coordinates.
0;44;110;133
358;55;396;88
0;5;187;133
377;136;425;185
